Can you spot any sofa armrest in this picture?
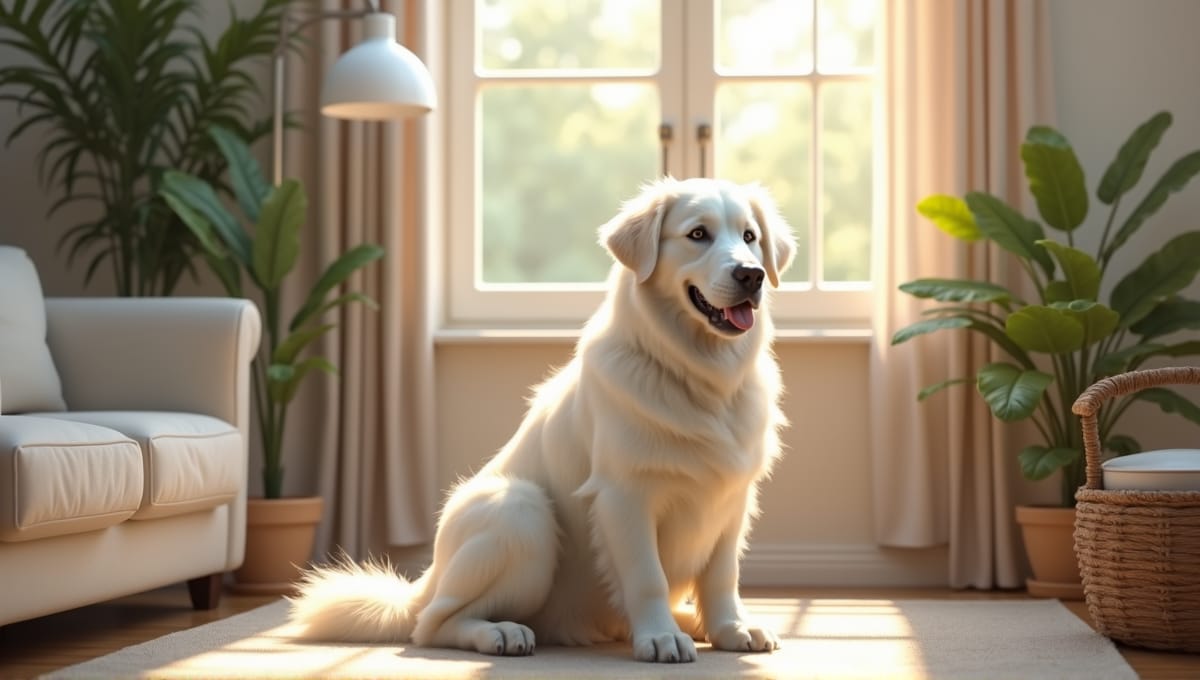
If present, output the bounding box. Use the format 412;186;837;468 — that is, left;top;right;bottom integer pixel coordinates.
44;298;261;434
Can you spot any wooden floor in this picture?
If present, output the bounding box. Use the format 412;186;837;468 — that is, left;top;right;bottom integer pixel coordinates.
2;585;1198;678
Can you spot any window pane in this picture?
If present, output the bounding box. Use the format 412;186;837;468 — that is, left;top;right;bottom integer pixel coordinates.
817;0;876;72
715;82;812;283
480;84;659;284
716;0;814;74
820;81;873;282
478;0;660;71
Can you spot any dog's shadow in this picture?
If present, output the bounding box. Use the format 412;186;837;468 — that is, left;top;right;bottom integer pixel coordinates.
391;641;785;679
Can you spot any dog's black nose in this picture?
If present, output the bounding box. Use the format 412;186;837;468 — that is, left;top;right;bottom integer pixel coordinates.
732;264;765;293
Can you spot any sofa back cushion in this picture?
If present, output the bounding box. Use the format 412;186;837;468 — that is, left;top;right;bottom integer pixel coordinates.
0;246;66;413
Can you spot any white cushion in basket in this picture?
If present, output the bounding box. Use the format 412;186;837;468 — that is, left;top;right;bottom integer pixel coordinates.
0;246;66;414
0;415;143;542
29;411;243;520
1102;449;1200;491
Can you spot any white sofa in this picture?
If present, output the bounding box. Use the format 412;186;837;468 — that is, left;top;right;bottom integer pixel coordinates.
0;246;261;626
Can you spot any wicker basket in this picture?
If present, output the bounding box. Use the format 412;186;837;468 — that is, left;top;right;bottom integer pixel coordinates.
1072;366;1200;652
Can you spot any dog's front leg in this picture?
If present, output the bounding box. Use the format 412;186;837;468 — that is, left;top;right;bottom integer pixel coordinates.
697;527;780;653
586;483;697;663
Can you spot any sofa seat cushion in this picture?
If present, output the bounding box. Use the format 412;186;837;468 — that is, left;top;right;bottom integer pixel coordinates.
28;412;244;521
0;415;142;542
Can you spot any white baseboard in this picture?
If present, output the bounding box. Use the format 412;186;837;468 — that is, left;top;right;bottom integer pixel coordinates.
376;541;949;588
740;542;949;588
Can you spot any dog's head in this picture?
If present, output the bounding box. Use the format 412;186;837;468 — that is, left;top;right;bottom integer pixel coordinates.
599;177;796;337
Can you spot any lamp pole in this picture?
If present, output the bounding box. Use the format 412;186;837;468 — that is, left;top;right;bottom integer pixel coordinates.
271;0;417;186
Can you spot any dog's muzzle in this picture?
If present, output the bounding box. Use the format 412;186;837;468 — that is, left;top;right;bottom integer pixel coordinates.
688;287;758;334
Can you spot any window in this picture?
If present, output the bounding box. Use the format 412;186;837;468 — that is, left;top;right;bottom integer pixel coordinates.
446;0;879;329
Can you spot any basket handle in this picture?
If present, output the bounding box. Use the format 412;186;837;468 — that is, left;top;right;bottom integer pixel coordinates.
1071;366;1200;490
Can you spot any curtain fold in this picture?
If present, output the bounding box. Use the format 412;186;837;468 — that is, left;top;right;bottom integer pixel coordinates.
284;0;437;559
871;0;1054;589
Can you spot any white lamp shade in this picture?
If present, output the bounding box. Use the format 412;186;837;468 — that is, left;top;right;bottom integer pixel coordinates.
319;12;436;121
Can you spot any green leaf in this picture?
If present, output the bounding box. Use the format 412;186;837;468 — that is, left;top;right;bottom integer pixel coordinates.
203;251;242;297
1043;280;1075;304
272;324;334;366
1130;297;1200;339
1092;342;1164;377
898;278;1014;305
251;178;306;289
1091;340;1200;378
1110;231;1200;328
266;363;294;404
916;194;982;241
1021;126;1088;231
299;291;380;326
977;362;1054;422
1105;435;1143;457
160;170;251;269
1098;111;1173;205
1158;340;1200;358
1019;445;1079;481
903;307;1036;368
1135;388;1200;428
209;124;269;223
965;192;1055;276
917;378;971;401
1104;150;1200;262
891;316;972;346
288;244;386;331
1006;305;1085;354
160;187;224;259
1036;240;1100;301
1050;300;1119;347
271;357;337;405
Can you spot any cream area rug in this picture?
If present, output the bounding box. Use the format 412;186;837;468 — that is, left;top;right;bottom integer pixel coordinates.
50;597;1136;679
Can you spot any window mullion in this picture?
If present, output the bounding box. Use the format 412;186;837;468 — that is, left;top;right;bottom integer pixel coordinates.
660;0;687;179
679;0;714;180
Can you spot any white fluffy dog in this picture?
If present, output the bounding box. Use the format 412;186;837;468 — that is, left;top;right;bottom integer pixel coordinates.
289;177;795;664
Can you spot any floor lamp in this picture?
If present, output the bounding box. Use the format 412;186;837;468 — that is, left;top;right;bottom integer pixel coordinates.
271;0;436;185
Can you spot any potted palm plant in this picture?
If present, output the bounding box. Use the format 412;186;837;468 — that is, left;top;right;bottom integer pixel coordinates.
161;126;383;593
0;0;291;296
893;111;1200;596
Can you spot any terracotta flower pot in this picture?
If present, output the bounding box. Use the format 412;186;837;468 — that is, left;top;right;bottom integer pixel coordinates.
1015;504;1082;599
231;496;323;595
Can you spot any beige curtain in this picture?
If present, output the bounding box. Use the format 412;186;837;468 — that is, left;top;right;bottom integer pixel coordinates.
283;0;437;558
871;0;1054;588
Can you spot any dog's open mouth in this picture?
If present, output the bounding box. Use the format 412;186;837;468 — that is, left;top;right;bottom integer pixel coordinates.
688;285;756;334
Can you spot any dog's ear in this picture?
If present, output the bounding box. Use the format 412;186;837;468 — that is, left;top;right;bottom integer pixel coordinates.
744;183;796;288
599;178;678;283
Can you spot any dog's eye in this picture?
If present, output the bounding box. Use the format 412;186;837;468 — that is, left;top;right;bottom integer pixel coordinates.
743;230;757;243
688;227;708;241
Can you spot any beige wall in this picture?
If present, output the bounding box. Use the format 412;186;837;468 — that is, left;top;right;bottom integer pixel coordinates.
3;0;1199;586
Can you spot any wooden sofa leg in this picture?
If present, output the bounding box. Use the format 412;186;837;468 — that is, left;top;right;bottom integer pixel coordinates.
187;572;223;610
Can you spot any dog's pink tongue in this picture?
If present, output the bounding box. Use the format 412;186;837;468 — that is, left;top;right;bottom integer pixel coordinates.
724;302;755;331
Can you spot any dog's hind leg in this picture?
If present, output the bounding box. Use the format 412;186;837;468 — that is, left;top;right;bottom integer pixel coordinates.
411;475;558;656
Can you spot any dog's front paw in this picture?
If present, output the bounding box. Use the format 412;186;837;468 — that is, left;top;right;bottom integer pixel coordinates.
471;621;536;656
632;631;698;663
709;622;781;653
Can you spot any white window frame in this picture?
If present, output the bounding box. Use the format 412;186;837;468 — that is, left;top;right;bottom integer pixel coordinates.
442;0;880;332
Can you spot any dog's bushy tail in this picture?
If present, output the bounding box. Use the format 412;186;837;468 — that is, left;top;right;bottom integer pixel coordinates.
287;557;430;643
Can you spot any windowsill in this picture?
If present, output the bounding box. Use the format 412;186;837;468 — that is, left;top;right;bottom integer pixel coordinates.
434;325;873;345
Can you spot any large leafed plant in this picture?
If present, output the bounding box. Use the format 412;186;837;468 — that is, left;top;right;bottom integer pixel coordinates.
893;111;1200;507
0;0;291;295
160;126;383;499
